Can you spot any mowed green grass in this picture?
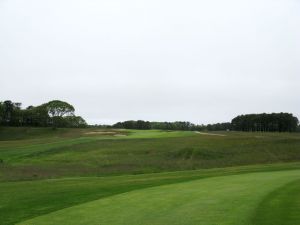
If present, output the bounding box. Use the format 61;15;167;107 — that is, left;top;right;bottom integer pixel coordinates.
3;163;300;225
1;127;300;225
17;169;300;225
1;127;300;180
253;179;300;225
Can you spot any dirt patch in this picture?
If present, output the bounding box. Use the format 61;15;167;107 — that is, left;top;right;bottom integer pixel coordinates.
195;132;227;137
85;131;117;135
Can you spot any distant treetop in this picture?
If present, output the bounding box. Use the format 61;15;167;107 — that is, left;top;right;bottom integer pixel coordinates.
231;113;299;132
0;100;87;128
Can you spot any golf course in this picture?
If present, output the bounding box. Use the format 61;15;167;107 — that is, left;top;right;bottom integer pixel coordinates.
2;0;299;223
1;127;300;225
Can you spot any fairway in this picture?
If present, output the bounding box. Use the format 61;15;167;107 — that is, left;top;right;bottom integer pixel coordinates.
2;0;299;223
1;128;300;225
17;169;300;225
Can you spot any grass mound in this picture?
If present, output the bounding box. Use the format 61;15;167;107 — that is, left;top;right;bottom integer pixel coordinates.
1;127;300;224
17;169;300;225
1;128;300;180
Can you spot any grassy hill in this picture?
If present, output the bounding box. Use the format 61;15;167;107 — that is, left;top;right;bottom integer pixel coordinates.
16;169;300;225
1;127;300;225
1;163;300;225
0;127;300;181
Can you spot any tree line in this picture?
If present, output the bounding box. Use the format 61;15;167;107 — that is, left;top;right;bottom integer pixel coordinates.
1;100;298;132
112;113;299;132
112;120;232;131
0;100;87;128
231;113;299;132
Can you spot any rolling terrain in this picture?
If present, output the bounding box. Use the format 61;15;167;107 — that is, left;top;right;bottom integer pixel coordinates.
1;127;300;181
17;169;300;225
0;127;300;225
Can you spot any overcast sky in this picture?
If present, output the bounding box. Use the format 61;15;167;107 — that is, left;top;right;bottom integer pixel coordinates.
1;0;299;125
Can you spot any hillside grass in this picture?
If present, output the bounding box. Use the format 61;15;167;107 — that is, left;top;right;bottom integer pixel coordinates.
0;127;300;181
16;169;300;225
1;163;300;225
1;127;300;225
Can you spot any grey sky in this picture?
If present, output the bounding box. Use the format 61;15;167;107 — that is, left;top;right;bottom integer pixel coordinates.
1;0;299;125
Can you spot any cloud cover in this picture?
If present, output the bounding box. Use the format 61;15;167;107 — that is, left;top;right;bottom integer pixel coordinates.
1;0;299;124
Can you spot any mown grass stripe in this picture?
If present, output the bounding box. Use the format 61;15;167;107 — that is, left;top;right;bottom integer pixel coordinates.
17;170;300;225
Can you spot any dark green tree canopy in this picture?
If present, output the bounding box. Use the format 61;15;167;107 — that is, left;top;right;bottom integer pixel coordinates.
231;113;299;132
43;100;75;117
1;99;299;132
0;100;86;128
